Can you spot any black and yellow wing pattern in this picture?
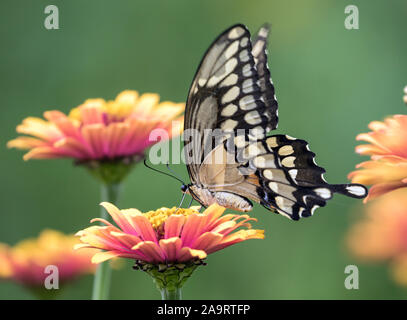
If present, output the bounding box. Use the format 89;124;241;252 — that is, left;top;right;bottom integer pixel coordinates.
183;24;367;220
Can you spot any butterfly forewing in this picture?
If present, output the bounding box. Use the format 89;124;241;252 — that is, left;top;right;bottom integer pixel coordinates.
184;24;278;184
252;24;278;131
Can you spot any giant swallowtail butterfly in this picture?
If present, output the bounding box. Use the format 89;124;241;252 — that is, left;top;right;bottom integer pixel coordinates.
181;23;367;220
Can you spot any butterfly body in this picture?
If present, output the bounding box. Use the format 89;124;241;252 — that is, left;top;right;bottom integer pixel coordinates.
182;23;368;220
186;184;253;212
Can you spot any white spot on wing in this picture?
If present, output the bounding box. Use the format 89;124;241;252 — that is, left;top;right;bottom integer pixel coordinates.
278;145;294;156
314;188;332;199
281;156;296;168
198;78;207;86
275;196;293;214
221;119;238;131
239;95;257;110
228;27;245;39
220;74;238;88
346;185;366;197
243;142;266;158
249;126;265;140
240;37;249;47
239;50;250;62
258;27;268;38
268;182;279;193
242;79;254;94
266;137;278;148
221;86;240;104
225;41;239;58
289;169;298;181
234;135;247;148
252;41;263;57
242;64;252;77
254;155;276;169
220;104;238;117
244;111;262;125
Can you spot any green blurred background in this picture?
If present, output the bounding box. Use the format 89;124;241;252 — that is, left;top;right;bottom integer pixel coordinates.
1;0;406;299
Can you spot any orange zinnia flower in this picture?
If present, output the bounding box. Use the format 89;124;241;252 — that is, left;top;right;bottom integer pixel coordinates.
348;89;407;201
7;90;184;162
76;203;264;265
0;230;96;288
76;203;264;298
347;188;407;286
0;244;12;278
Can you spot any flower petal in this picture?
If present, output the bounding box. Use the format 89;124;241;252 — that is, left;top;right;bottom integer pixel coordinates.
129;215;159;243
91;250;122;264
181;214;209;247
100;202;138;235
132;241;165;263
177;247;207;262
190;232;223;252
164;214;186;238
159;237;182;262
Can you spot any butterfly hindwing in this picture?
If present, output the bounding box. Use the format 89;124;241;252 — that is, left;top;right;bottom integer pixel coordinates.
228;135;367;220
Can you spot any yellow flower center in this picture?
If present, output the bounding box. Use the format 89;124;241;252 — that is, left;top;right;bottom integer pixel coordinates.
10;230;78;267
143;207;200;230
104;101;134;120
68;91;140;123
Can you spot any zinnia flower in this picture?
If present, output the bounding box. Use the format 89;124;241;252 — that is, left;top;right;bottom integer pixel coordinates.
0;230;96;289
75;202;264;299
0;244;12;278
7;90;184;183
393;254;407;286
348;88;407;201
347;188;407;286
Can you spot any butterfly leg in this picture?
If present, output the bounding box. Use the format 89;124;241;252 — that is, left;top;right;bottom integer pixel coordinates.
175;192;187;213
187;196;194;208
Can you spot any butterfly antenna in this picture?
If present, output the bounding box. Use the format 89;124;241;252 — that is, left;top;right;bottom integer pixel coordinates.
166;163;186;185
143;159;185;185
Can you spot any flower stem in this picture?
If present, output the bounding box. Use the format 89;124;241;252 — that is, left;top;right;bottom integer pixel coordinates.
92;183;121;300
160;287;182;300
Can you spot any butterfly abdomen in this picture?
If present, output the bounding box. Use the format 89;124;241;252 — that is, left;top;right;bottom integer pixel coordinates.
214;191;253;212
189;185;253;212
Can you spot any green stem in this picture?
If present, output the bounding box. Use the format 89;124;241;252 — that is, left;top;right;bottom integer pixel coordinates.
160;287;182;300
92;183;121;300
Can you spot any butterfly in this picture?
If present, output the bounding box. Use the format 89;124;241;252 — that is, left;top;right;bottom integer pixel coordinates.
181;23;367;220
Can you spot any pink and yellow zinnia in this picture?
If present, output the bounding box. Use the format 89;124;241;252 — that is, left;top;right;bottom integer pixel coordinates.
348;88;407;202
348;115;407;202
347;188;407;286
7;90;184;162
0;230;96;287
75;203;264;265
